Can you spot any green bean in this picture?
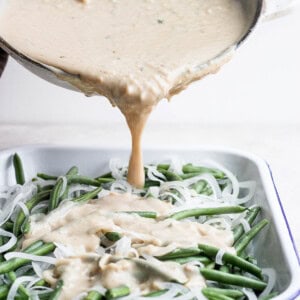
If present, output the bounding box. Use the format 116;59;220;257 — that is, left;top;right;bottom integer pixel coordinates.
105;285;130;299
144;180;160;188
122;211;157;219
219;265;230;273
206;262;216;269
37;173;57;180
157;247;201;260
49;280;63;300
13;153;25;185
105;232;122;242
0;285;9;299
165;256;211;265
68;175;105;186
95;172;113;179
233;207;261;242
159;169;182;181
2;221;14;232
182;164;225;179
14;190;51;236
60;166;79;201
204;293;235;300
85;290;103;300
200;269;267;291
0;242;55;274
48;177;65;211
72;187;102;203
7;271;30;298
235;219;269;255
144;289;168;297
201;288;244;299
157;164;170;171
191;180;207;194
38;173;111;186
170;206;247;220
260;292;279;300
198;244;262;278
66;166;79;176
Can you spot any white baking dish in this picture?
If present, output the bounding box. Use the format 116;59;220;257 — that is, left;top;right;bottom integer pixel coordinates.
0;145;299;299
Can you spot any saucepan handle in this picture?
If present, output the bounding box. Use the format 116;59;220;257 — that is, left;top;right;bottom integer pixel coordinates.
263;0;299;20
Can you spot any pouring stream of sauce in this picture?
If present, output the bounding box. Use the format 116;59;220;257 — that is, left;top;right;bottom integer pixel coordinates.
0;0;250;187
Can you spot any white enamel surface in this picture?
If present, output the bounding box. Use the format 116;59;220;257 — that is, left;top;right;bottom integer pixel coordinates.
0;146;299;299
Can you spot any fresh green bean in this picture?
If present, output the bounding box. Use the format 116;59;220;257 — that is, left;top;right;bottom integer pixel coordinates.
0;285;9;299
60;166;79;201
260;292;279;300
95;172;113;180
105;285;130;299
0;242;55;274
157;247;201;260
85;290;102;300
182;164;225;179
204;293;235;300
7;271;30;298
200;269;267;291
105;232;122;242
48;177;65;211
68;175;106;186
219;265;230;273
206;262;216;269
72;187;102;203
191;180;207;194
144;180;160;188
157;164;170;171
159;169;182;181
235;219;269;255
165;256;211;265
201;287;244;299
14;190;51;236
198;244;262;278
37;173;57;180
2;221;14;232
170;206;247;220
144;289;168;297
122;211;157;219
49;280;63;300
233;207;261;242
13;153;25;185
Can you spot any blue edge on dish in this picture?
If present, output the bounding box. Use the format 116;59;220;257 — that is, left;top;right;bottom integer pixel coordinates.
266;162;300;300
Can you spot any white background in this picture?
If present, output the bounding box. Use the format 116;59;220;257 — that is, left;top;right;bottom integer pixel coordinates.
0;8;300;125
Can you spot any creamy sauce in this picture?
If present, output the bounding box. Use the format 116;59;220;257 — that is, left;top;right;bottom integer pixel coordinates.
24;193;234;299
0;0;250;187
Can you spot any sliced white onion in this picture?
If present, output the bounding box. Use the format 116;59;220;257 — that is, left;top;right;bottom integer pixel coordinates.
146;166;166;183
110;159;126;180
236;181;256;204
215;249;226;265
206;160;239;199
243;288;258;300
259;268;276;299
4;252;57;265
0;228;17;253
53;242;74;259
7;276;36;300
240;218;251;233
110;180;132;194
32;262;44;278
115;236;132;257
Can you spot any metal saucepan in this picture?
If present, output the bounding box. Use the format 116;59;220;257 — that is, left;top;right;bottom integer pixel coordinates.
0;0;295;92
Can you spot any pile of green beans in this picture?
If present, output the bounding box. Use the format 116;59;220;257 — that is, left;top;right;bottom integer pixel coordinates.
0;154;275;300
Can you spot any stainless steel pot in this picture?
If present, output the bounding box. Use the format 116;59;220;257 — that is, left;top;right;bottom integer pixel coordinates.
0;0;295;92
